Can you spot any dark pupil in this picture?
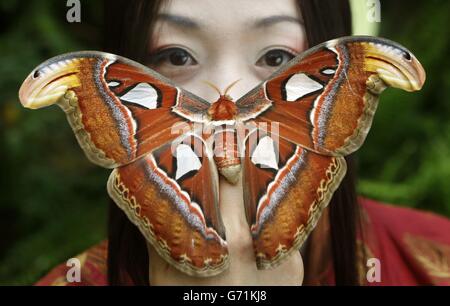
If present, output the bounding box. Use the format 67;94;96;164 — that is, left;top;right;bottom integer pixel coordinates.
265;50;284;66
169;50;188;66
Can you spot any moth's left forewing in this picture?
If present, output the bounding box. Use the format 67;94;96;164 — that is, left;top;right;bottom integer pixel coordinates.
19;52;211;169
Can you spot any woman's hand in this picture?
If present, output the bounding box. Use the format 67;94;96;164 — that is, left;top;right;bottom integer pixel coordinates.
147;175;304;285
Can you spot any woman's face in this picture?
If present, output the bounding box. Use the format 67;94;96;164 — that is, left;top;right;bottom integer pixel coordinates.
146;0;306;285
148;0;306;102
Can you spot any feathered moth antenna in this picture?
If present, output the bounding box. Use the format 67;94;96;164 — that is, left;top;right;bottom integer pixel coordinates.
224;79;241;96
203;80;223;96
203;79;241;98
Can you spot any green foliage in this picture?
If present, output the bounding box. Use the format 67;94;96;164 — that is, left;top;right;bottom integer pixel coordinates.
0;0;105;285
0;0;448;285
358;0;450;217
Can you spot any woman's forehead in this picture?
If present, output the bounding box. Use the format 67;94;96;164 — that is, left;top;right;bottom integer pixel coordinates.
156;0;303;31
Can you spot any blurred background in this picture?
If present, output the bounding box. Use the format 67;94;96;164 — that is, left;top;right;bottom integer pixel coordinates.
0;0;449;285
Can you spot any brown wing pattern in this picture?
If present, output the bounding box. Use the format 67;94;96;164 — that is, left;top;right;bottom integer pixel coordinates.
236;36;425;156
237;36;425;269
107;133;228;276
242;128;346;268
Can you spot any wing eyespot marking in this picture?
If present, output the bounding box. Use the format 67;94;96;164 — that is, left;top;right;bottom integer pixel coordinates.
320;68;336;75
107;80;121;87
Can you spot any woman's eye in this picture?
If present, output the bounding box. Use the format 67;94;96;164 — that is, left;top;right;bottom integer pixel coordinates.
256;49;296;68
147;47;197;67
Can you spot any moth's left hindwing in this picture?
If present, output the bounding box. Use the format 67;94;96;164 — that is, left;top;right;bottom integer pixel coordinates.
108;134;228;276
19;52;229;276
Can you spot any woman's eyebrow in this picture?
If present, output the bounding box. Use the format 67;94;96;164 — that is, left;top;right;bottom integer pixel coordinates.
155;13;303;30
253;15;304;28
157;13;200;29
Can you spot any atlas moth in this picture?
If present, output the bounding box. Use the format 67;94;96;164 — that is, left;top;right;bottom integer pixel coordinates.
19;36;425;277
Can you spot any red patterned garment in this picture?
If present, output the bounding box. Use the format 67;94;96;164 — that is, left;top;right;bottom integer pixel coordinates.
35;198;450;286
360;198;450;285
35;240;109;286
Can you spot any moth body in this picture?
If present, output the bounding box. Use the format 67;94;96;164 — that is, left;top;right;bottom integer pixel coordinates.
212;124;241;184
208;95;241;184
207;95;237;121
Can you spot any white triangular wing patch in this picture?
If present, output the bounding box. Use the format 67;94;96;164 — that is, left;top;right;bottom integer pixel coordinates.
285;73;323;101
175;144;202;180
251;136;278;170
120;82;159;109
